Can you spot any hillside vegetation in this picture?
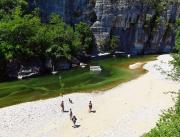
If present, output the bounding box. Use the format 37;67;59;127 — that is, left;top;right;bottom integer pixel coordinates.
0;0;93;81
143;93;180;137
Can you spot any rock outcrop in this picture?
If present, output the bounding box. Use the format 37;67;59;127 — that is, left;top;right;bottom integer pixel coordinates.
29;0;96;24
30;0;179;55
91;0;178;54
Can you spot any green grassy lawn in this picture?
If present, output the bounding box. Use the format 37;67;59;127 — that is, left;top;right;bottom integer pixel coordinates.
0;55;156;108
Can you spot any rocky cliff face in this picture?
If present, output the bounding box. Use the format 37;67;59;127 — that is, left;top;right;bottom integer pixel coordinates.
31;0;179;55
92;0;179;54
29;0;96;24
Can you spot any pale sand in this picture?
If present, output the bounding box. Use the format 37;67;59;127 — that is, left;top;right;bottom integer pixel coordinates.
0;54;180;137
129;62;144;69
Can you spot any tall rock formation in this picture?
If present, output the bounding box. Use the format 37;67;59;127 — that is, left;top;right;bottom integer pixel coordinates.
30;0;179;55
91;0;178;54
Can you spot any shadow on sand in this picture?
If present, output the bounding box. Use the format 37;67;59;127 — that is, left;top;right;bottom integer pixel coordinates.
63;110;69;113
90;110;96;113
72;125;81;128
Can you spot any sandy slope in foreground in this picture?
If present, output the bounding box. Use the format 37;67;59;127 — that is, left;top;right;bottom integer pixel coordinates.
0;54;180;137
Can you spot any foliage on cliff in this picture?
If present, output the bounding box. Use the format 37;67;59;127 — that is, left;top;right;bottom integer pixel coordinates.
141;0;176;49
0;0;28;17
173;19;180;77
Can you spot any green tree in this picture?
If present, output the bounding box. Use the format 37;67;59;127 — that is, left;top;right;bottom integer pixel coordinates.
0;7;41;60
109;36;119;54
0;0;28;19
98;39;107;52
75;22;93;54
46;14;76;61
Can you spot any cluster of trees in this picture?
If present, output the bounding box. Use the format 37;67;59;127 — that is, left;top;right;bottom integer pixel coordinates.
0;0;93;80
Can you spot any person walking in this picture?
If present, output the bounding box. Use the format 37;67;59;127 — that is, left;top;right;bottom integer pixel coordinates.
69;108;73;120
60;101;64;112
69;98;73;104
89;101;92;113
72;115;77;127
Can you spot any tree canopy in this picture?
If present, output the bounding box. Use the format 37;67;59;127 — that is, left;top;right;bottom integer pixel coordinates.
0;0;94;80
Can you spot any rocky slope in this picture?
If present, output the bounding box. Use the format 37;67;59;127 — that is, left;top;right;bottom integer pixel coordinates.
30;0;179;55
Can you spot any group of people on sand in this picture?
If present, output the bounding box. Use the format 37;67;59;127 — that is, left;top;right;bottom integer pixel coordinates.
60;98;93;128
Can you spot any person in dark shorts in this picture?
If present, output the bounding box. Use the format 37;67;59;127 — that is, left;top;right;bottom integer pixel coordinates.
89;101;92;113
72;115;77;127
60;101;64;112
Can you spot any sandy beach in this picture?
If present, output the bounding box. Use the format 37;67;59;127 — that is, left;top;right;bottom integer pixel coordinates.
0;54;180;137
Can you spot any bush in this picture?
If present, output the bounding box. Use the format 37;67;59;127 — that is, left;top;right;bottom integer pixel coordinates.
143;93;180;137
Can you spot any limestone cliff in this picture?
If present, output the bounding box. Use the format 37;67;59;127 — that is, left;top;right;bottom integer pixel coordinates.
30;0;179;55
92;0;178;54
29;0;96;24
